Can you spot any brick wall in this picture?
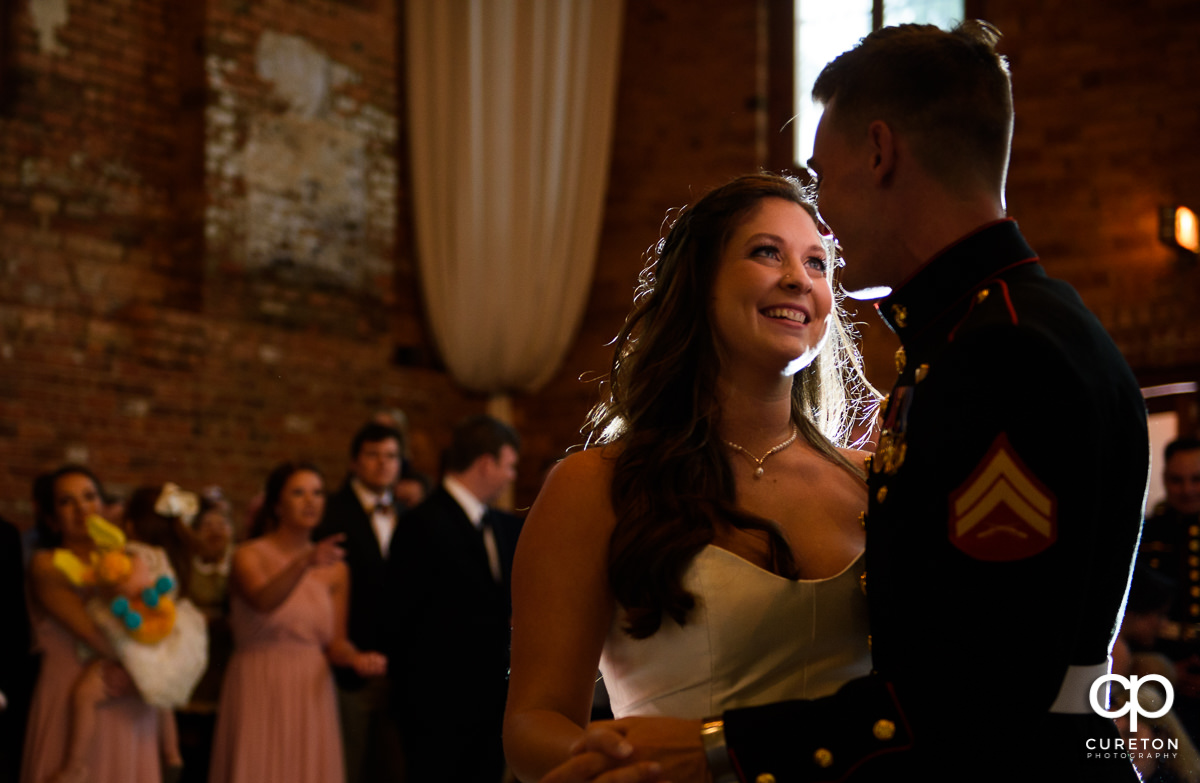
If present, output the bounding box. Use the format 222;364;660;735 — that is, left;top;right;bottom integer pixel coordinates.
0;0;481;528
2;0;1197;525
980;0;1200;374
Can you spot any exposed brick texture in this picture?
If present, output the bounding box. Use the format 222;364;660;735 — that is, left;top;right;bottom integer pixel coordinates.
0;0;478;527
980;0;1200;375
1;0;1197;525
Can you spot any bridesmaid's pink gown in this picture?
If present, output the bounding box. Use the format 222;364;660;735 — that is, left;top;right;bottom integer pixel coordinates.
20;612;160;783
207;540;343;783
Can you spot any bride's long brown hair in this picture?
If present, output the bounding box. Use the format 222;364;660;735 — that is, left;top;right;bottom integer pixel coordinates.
585;173;873;639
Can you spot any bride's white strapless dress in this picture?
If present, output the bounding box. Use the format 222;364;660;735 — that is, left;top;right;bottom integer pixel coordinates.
599;545;872;719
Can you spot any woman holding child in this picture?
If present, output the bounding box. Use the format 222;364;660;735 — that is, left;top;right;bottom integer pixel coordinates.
21;465;161;783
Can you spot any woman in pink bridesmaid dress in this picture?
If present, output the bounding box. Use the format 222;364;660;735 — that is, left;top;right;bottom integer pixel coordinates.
21;465;160;783
207;462;386;783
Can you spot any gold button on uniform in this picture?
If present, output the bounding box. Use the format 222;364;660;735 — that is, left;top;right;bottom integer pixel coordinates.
1190;555;1199;567
863;454;873;473
1191;586;1199;599
915;363;929;383
891;304;908;328
756;775;776;783
1191;570;1199;582
976;288;990;303
813;749;834;768
1190;540;1199;553
860;572;868;596
1191;525;1199;537
876;486;888;503
1191;604;1199;617
873;719;896;741
895;347;906;373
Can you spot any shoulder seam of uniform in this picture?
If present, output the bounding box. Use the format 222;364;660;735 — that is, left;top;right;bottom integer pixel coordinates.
948;279;1023;342
996;279;1019;325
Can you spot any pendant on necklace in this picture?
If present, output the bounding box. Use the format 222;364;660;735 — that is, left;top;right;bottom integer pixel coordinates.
723;424;799;480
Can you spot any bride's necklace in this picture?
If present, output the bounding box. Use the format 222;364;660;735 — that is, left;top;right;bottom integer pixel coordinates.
723;424;799;479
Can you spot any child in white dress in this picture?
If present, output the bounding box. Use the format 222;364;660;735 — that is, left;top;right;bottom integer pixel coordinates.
48;508;206;783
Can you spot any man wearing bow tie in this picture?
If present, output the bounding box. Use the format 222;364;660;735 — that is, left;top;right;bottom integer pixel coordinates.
390;414;523;783
318;421;407;782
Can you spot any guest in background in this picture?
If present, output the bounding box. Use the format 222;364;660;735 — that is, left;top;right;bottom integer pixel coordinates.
316;423;408;783
120;483;209;782
372;409;432;508
124;484;199;600
1141;436;1200;741
208;462;385;783
178;492;235;783
1114;567;1200;782
21;465;160;783
45;490;209;783
391;414;523;783
187;492;235;624
0;515;36;783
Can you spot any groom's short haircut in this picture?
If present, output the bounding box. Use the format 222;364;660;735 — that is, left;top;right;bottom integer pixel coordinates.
813;20;1014;196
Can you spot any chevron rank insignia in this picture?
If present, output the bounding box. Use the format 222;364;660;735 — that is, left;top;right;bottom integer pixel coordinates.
948;433;1057;561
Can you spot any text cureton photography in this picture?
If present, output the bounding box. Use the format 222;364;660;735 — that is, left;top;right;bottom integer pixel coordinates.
1086;673;1179;762
1086;737;1179;762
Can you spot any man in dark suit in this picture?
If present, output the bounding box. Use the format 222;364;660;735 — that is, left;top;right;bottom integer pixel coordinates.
316;421;406;783
0;516;36;783
391;414;522;783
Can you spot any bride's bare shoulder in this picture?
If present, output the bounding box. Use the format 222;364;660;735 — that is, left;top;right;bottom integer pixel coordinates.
526;445;622;540
546;444;621;482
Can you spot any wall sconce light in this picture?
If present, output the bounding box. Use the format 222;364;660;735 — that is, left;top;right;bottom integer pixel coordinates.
1161;205;1199;255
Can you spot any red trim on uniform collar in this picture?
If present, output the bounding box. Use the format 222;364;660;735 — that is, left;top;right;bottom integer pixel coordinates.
881;222;1038;340
889;218;1017;294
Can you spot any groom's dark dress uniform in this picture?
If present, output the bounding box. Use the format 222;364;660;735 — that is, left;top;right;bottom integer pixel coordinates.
390;485;522;783
724;221;1148;782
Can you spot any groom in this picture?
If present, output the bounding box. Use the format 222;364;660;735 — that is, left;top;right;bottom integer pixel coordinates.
546;20;1148;783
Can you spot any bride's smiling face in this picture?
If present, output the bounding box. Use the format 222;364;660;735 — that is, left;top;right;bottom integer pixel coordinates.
709;197;833;376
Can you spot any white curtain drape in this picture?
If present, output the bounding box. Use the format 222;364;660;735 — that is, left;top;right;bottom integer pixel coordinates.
405;0;625;394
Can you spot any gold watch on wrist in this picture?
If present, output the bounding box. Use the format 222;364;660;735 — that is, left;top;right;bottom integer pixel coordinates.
701;717;738;783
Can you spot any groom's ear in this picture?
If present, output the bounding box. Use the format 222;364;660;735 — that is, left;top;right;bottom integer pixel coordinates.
866;120;897;185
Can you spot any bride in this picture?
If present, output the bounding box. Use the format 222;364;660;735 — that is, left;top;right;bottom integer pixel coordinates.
503;173;875;782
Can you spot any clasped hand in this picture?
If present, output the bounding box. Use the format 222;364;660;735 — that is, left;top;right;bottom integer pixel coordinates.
352;650;387;678
542;717;710;783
